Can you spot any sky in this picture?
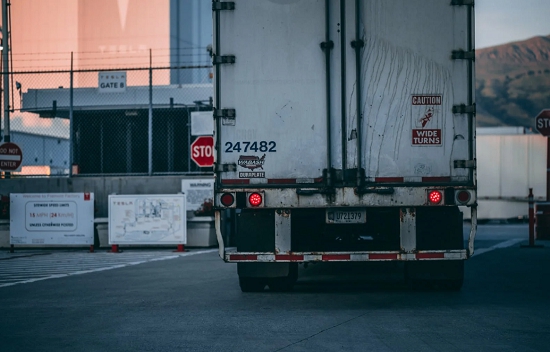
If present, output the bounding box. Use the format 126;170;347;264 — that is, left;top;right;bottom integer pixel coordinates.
476;0;550;48
2;0;550;138
7;0;550;65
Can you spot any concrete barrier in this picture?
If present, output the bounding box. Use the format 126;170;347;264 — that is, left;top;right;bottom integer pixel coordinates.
94;216;217;248
94;218;109;248
186;216;217;247
0;176;219;249
0;176;190;218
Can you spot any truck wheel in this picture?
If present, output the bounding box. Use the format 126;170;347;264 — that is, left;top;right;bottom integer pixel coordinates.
267;263;298;292
238;277;266;292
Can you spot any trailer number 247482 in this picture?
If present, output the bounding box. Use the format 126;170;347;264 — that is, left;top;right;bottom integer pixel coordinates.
224;141;277;153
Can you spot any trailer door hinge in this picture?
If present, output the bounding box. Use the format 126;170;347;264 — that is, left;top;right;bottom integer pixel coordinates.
212;2;235;11
213;55;235;65
350;40;364;49
451;0;474;5
320;41;334;52
216;163;236;172
452;104;476;114
454;160;476;169
214;109;236;119
214;108;236;126
452;49;475;61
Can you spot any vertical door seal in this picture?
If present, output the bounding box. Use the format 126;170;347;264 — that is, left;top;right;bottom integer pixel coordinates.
321;0;334;190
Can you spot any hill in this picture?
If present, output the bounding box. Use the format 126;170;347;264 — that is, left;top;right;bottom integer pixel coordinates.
476;35;550;128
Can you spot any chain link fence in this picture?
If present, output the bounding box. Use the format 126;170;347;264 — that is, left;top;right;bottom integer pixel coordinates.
2;64;214;177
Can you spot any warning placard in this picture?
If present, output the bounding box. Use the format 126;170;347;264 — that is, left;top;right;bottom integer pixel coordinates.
412;94;442;146
412;129;442;145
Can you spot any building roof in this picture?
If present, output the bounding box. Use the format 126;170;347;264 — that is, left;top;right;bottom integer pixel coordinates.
22;84;213;118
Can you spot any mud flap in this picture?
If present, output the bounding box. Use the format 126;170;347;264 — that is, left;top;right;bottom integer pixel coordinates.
238;262;293;278
238;263;298;292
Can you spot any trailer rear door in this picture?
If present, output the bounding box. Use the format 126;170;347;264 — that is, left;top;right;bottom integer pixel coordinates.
214;0;474;187
215;0;328;185
346;1;474;183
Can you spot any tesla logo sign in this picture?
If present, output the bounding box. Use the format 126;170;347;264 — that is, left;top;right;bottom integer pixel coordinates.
98;72;127;93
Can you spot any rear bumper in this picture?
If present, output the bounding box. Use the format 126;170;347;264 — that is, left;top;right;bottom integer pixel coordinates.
214;206;478;263
224;250;467;263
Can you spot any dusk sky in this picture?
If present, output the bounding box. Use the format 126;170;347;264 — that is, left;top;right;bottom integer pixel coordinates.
3;0;550;137
7;0;550;67
476;0;550;48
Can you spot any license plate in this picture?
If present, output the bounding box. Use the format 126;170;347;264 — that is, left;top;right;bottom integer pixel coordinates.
326;209;367;224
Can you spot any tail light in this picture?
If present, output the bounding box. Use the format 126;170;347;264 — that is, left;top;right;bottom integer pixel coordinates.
247;192;264;207
455;190;471;205
220;193;235;207
428;190;443;205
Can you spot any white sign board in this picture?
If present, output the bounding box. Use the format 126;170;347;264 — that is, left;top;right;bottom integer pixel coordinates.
181;178;214;214
108;194;186;245
10;193;95;245
191;111;214;136
98;71;127;93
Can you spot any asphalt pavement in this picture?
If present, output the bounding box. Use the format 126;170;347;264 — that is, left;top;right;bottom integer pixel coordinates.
0;223;548;352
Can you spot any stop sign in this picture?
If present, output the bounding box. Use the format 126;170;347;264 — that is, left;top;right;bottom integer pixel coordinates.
536;109;550;136
191;136;214;167
0;142;23;171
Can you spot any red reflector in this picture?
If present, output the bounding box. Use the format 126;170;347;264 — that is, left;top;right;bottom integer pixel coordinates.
267;179;297;184
416;252;445;259
248;192;262;207
456;190;470;204
230;254;258;261
428;190;442;204
220;193;235;207
369;253;399;260
221;179;250;185
375;177;404;183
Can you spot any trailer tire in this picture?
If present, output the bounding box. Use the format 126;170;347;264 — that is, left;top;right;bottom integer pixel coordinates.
239;277;266;292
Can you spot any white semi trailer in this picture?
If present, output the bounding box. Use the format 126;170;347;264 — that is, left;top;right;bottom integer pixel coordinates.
212;0;477;291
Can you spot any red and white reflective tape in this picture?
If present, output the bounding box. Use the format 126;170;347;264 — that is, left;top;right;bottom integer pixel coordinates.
221;176;454;185
226;250;466;262
221;178;324;185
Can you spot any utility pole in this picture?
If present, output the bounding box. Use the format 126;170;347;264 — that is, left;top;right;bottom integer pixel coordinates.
2;0;9;143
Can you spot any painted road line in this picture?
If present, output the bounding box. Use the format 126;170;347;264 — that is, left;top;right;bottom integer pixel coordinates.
473;239;524;257
0;249;217;288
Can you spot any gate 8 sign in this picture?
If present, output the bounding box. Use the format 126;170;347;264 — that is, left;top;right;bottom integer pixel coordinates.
191;136;214;167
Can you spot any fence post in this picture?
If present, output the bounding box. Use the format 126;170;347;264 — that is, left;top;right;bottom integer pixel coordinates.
529;188;535;246
187;107;191;172
2;0;11;180
148;49;153;176
522;188;544;248
69;52;74;177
